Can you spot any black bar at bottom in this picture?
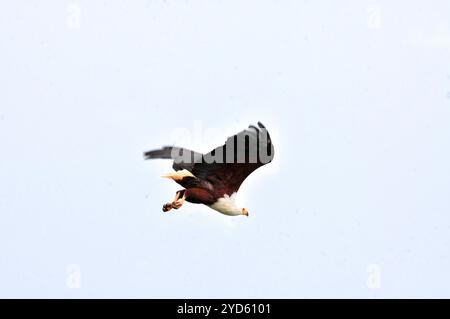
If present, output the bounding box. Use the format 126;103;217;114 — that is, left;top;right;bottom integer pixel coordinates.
0;299;448;316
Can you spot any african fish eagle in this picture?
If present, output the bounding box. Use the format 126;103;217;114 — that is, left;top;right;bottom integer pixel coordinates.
144;122;274;216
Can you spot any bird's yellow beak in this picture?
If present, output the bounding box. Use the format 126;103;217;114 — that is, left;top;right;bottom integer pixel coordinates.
242;208;249;217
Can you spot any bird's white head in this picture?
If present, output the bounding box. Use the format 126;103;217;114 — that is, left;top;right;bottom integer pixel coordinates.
209;193;249;217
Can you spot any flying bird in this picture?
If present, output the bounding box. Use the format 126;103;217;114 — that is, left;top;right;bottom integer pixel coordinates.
144;122;274;216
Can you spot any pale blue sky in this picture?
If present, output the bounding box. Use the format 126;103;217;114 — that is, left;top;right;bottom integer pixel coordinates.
1;1;450;298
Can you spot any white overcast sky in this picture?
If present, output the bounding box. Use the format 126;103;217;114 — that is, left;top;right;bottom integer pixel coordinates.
1;1;450;298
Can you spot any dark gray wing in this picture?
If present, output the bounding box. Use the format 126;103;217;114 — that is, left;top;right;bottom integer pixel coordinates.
144;146;203;172
191;122;274;193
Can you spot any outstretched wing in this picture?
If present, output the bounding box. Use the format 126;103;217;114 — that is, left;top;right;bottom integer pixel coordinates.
192;122;274;195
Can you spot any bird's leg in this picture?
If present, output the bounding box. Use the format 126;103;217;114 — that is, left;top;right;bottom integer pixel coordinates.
172;192;186;210
172;191;181;202
162;191;181;212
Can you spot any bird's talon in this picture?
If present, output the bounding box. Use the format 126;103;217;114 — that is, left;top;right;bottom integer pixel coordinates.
171;200;183;209
171;193;186;210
